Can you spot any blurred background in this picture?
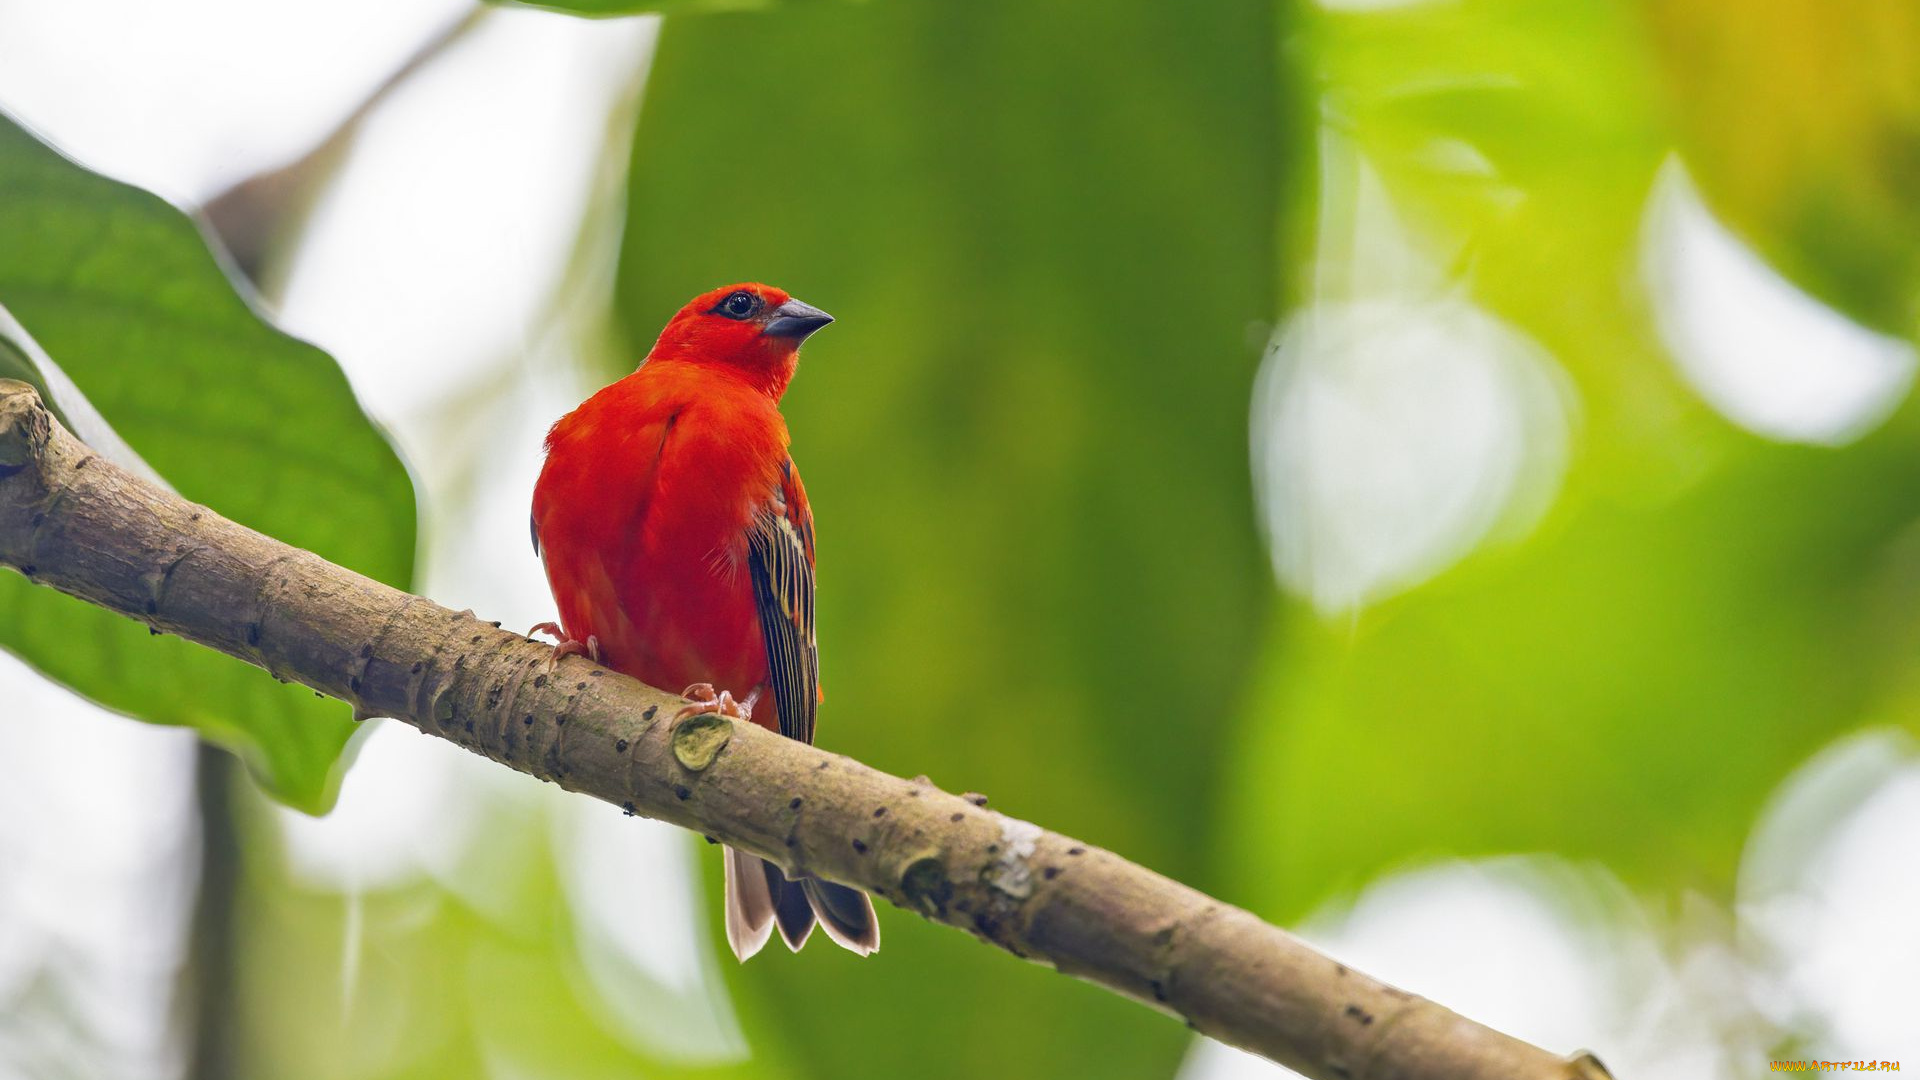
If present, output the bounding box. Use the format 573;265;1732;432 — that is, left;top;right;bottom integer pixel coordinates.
0;0;1916;1078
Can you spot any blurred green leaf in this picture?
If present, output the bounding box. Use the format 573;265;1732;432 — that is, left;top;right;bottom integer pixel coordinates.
236;793;774;1080
1220;0;1920;923
1643;0;1920;336
0;112;416;813
616;0;1289;1074
1231;435;1920;921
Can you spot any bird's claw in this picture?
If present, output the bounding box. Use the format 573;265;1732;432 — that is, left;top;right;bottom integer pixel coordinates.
676;683;754;722
533;623;601;672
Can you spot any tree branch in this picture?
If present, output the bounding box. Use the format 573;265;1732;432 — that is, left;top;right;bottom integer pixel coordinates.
0;380;1611;1080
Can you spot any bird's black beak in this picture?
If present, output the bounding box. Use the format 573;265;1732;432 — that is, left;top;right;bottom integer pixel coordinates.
765;298;834;341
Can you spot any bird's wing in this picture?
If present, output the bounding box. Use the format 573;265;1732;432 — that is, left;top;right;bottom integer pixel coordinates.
747;457;817;744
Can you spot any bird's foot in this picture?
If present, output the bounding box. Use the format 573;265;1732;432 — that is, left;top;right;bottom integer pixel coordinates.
531;622;601;670
676;683;755;722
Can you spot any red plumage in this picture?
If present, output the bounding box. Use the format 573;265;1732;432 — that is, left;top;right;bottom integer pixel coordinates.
531;283;876;961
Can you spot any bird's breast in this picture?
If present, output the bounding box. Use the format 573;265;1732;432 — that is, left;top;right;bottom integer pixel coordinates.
533;370;787;700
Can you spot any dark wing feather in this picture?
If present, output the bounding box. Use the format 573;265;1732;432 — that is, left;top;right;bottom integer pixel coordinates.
746;458;818;745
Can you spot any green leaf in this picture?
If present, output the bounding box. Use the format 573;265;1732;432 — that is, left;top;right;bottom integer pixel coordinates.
0;304;165;485
0;111;417;813
615;0;1288;1075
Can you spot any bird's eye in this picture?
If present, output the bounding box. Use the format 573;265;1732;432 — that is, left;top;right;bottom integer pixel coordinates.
716;291;759;320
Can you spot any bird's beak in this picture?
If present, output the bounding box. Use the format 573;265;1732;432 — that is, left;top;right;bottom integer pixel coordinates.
764;298;834;341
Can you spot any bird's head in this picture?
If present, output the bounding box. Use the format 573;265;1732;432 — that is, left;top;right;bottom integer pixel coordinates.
647;282;833;400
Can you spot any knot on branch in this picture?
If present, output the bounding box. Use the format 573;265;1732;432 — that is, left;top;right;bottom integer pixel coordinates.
899;853;953;917
671;711;732;772
0;379;50;474
1564;1051;1615;1079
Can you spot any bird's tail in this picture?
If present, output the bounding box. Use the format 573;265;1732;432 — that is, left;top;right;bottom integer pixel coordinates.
723;845;879;962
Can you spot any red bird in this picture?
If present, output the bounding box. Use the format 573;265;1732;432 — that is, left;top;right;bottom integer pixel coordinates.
530;283;878;961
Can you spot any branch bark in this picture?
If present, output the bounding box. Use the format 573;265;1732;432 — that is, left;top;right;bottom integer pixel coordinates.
0;379;1611;1080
